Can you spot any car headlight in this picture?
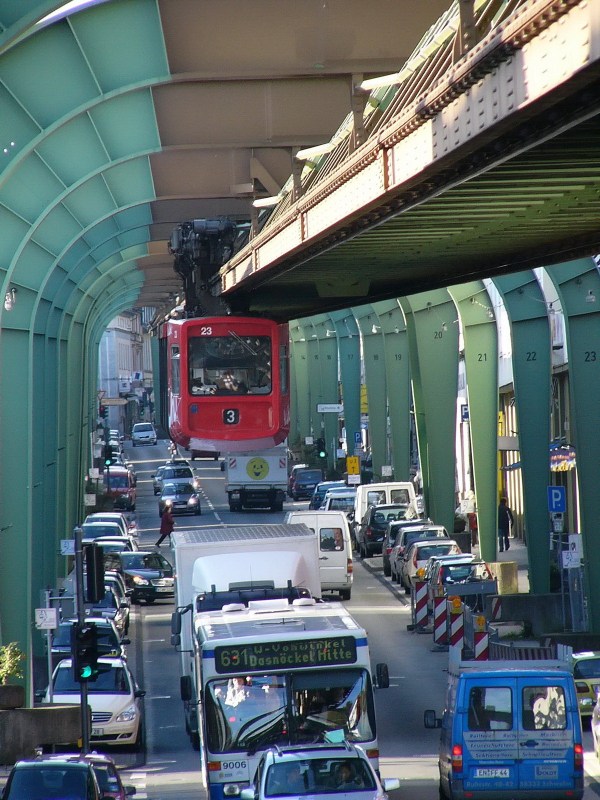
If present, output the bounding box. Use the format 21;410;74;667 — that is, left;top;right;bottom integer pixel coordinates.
116;704;138;722
188;497;198;505
132;576;150;586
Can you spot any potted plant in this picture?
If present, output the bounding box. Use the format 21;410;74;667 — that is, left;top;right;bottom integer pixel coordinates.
0;641;26;709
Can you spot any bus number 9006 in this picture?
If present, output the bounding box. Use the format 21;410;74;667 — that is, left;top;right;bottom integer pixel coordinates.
222;761;247;771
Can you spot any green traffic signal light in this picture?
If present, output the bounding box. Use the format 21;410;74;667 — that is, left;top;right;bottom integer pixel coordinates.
80;665;93;680
71;622;99;683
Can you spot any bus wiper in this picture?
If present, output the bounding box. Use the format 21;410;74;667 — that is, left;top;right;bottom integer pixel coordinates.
229;331;257;356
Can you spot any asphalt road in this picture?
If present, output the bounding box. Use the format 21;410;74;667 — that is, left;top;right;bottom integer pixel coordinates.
88;440;600;800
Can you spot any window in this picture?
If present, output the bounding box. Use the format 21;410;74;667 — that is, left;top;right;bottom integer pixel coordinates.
468;686;512;731
188;334;272;395
320;528;344;552
170;345;180;395
522;685;566;730
390;489;410;505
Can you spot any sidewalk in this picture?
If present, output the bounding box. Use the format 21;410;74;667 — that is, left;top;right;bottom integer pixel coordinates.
473;535;530;593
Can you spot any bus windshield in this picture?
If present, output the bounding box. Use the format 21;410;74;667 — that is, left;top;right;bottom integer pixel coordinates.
188;334;272;396
205;669;374;753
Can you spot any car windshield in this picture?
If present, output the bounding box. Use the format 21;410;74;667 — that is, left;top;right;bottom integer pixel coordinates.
121;553;171;570
373;508;405;524
164;468;193;480
7;766;89;800
297;471;322;483
264;757;376;796
205;669;374;753
133;424;153;432
405;529;444;547
54;664;131;694
81;524;121;539
442;563;488;583
414;543;455;561
573;658;600;679
329;497;355;511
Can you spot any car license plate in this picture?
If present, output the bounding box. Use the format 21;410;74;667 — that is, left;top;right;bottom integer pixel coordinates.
91;728;104;737
474;768;509;779
156;586;171;592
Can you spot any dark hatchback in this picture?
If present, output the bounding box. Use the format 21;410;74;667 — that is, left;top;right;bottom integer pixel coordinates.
291;469;323;500
2;757;107;800
159;482;201;516
356;503;409;558
116;551;175;604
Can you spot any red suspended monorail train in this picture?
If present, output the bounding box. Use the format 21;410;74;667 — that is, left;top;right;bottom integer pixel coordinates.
159;316;290;455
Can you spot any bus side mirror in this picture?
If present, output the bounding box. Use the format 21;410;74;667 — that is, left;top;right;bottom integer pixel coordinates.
375;662;389;689
220;461;225;472
171;610;181;635
424;709;441;728
171;633;181;647
181;675;193;702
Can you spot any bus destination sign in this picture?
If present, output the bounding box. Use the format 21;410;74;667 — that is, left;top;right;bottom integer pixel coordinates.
214;636;358;674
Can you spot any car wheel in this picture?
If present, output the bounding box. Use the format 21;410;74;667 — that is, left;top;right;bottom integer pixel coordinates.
131;722;145;753
383;562;391;577
404;581;411;594
191;730;200;751
339;589;351;601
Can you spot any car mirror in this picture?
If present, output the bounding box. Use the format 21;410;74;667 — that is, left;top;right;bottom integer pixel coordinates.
240;789;255;800
382;779;401;792
124;786;136;796
424;709;441;729
121;637;131;645
134;689;146;698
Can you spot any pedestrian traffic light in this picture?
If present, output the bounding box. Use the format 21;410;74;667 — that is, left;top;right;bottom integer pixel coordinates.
71;622;99;682
103;444;113;466
99;405;108;419
316;438;327;459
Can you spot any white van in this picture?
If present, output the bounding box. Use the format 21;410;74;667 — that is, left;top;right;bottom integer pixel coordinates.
286;510;353;601
352;481;417;536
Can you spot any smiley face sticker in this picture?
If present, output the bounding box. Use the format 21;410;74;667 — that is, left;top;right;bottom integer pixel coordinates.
246;457;269;480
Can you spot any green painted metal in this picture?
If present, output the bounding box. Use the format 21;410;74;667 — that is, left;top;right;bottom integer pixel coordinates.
329;310;361;463
400;291;459;535
307;314;342;472
352;305;388;480
551;259;600;632
302;320;326;448
372;299;411;480
493;273;552;593
449;284;498;563
289;322;311;448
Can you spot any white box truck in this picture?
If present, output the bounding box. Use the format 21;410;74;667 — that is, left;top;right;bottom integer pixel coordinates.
223;447;288;511
170;524;321;748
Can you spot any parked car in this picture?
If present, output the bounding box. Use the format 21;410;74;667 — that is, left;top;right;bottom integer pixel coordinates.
84;586;130;638
117;550;175;604
41;753;136;800
46;657;145;750
398;538;462;592
50;617;127;670
320;490;357;516
309;481;346;510
426;554;489;612
81;522;137;550
355;503;409;558
152;466;167;495
84;512;137;538
382;518;434;577
131;422;157;446
572;651;600;723
240;743;399;800
2;756;106;800
159;482;202;516
291;468;323;501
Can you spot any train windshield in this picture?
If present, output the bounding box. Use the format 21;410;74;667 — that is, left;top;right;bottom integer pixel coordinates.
188;334;272;396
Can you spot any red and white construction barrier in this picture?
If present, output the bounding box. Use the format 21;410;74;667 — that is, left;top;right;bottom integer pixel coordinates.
414;579;428;629
473;615;489;660
490;596;502;621
448;597;464;661
433;594;448;645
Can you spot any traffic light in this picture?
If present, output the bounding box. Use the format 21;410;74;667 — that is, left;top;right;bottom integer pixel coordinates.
316;438;327;459
99;405;108;420
71;622;99;682
83;543;105;604
103;444;113;466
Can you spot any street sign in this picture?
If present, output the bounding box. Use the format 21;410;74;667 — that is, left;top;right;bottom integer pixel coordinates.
346;456;360;475
354;431;362;444
304;436;314;445
60;539;75;556
547;486;566;513
347;474;360;485
461;404;469;422
35;607;58;630
317;403;343;413
381;465;393;477
551;512;564;533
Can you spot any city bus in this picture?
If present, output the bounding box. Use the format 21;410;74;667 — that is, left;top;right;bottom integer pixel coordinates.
173;597;389;800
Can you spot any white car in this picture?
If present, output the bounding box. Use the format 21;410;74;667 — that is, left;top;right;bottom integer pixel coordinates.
84;512;137;538
398;537;461;593
131;422;157;446
241;743;400;800
46;657;145;750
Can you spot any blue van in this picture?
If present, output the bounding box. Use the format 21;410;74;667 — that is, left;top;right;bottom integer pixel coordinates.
424;660;584;800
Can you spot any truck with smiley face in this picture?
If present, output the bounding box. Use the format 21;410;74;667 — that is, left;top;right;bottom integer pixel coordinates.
223;446;288;512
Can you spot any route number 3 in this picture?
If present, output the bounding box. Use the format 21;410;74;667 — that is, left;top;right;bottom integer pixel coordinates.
223;409;239;425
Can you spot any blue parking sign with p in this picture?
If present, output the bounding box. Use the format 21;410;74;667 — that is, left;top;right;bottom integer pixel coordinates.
547;486;566;513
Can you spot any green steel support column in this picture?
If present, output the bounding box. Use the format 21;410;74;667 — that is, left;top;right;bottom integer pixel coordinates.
494;273;552;593
373;300;411;480
449;284;499;564
551;259;600;632
400;292;459;534
151;334;162;429
329;311;361;459
352;306;388;479
309;314;342;472
303;320;326;446
289;321;312;447
0;328;34;701
288;325;300;446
